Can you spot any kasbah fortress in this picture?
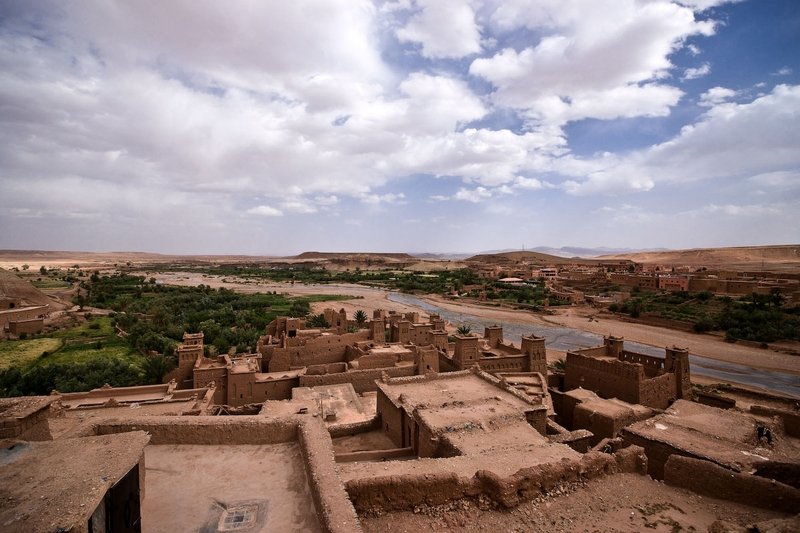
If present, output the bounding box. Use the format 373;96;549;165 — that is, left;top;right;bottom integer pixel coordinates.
1;246;799;532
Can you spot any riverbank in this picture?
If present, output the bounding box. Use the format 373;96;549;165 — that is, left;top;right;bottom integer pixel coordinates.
150;273;800;387
420;295;800;377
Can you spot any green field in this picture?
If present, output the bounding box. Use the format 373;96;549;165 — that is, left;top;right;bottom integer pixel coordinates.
30;278;72;289
0;337;63;370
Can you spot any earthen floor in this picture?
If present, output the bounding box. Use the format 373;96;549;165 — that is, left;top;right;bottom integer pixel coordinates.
142;443;321;532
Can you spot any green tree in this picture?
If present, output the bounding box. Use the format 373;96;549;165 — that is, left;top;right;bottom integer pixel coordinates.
307;313;330;328
142;354;177;384
354;309;368;326
456;324;472;336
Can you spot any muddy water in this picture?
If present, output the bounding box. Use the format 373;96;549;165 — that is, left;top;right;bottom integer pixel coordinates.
388;293;800;399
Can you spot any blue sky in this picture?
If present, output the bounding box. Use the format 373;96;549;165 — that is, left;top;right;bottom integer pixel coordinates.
0;0;798;255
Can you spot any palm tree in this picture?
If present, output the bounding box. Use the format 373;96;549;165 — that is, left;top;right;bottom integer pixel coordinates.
354;309;368;327
456;324;472;336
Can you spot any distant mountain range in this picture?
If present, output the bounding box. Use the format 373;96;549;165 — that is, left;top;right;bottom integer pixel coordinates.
412;246;669;260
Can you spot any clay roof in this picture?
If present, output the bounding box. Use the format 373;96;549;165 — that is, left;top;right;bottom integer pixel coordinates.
0;432;149;532
0;396;57;420
624;400;800;471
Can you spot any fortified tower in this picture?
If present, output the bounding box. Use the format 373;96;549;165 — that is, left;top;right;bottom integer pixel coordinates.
665;346;691;400
521;334;547;375
176;332;204;388
453;335;479;368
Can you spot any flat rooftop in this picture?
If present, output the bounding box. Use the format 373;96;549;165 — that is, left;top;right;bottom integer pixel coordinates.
143;443;322;533
380;373;533;413
0;432;149;533
625;400;800;471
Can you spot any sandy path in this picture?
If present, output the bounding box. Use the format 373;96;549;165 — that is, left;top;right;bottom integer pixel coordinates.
152;272;800;376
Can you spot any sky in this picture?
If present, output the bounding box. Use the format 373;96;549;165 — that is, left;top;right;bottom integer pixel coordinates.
0;0;798;256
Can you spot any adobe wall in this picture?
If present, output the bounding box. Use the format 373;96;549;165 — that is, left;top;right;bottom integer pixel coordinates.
193;366;227;404
664;455;800;513
299;365;415;394
266;330;372;371
618;350;664;377
297;418;365;533
621;426;735;480
377;387;406;447
437;353;461;373
0;406;52;441
345;448;646;512
0;305;49;329
564;352;642;405
93;416;362;533
637;373;676;410
227;373;298;405
571;346;607;358
478;354;529;374
355;352;397;370
750;405;800;438
92;416;299;444
8;318;44;335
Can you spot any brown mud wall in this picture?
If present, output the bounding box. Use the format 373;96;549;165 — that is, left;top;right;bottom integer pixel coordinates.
664;455;800;513
328;416;381;439
90;416;298;444
749;405;800;438
298;418;364;533
346;447;647;512
300;365;415;394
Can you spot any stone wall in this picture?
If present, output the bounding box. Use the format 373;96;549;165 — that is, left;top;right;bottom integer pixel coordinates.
300;365;415;394
637;373;676;410
664;455;800;513
345;448;645;512
564;352;642;404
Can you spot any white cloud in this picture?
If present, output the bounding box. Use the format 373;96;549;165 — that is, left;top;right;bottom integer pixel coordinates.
558;84;800;194
359;192;406;205
472;0;715;126
246;205;283;217
699;86;737;106
773;67;793;76
454;186;492;202
682;62;711;80
687;44;701;55
280;200;318;214
396;0;482;59
513;176;545;190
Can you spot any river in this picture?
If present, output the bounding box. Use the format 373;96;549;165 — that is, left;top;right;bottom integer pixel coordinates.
388;292;800;399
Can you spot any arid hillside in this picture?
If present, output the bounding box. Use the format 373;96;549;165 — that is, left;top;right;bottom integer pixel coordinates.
599;244;800;271
466;251;615;266
0;268;63;308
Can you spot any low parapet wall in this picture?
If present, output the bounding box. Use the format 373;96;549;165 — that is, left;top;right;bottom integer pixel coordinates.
346;447;646;512
90;415;362;533
664;455;800;513
749;405;800;438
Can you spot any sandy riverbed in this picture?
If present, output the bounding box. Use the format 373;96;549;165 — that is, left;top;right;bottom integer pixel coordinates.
151;272;800;378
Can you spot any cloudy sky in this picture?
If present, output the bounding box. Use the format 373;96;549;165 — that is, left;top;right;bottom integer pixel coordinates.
1;0;798;255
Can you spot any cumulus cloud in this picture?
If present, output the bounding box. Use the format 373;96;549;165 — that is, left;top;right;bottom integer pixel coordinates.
246;205;283;217
396;0;483;58
0;0;795;252
558;84;800;194
472;0;714;126
699;86;737;106
682;62;711;80
454;186;492;202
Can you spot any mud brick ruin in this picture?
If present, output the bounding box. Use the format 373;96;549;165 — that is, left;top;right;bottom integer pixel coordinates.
1;307;798;532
